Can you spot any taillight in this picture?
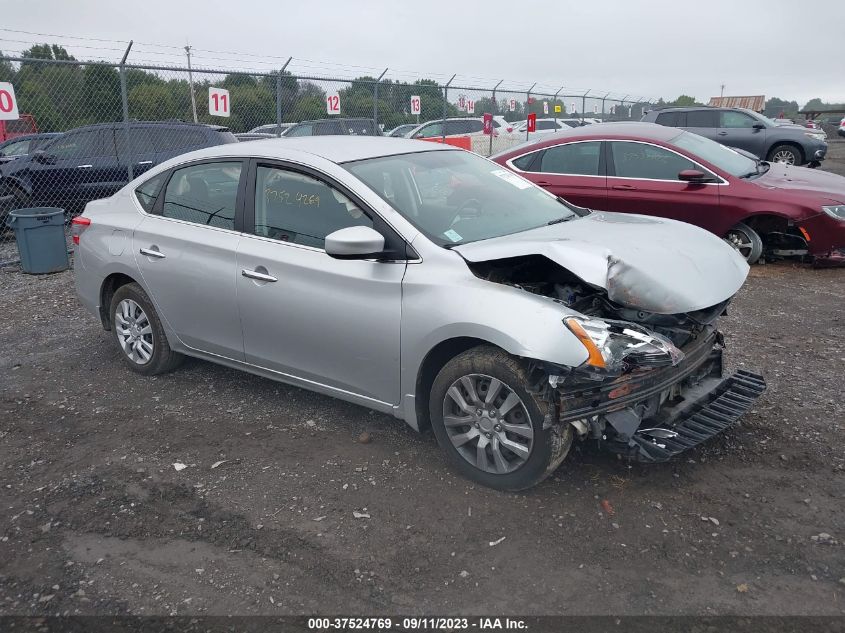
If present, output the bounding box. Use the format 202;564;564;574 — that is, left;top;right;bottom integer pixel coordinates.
70;216;91;245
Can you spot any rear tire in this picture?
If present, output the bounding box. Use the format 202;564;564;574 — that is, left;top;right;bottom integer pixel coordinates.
724;222;764;264
429;345;572;491
766;144;803;166
109;282;183;375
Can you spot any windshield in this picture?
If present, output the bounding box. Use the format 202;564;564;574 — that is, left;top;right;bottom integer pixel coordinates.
669;130;757;177
345;150;579;246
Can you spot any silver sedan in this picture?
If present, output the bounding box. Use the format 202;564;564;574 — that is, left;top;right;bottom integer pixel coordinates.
73;137;764;490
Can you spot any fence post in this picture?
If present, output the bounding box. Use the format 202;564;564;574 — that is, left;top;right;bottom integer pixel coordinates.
601;92;610;120
581;89;590;123
119;41;134;182
489;79;502;156
276;57;292;137
373;68;388;132
553;86;563;124
525;83;536;141
442;74;456;143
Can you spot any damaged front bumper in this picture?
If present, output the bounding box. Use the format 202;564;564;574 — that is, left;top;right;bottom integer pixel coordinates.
553;329;766;462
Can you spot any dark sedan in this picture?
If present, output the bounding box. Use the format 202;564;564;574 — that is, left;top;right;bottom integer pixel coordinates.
492;122;845;266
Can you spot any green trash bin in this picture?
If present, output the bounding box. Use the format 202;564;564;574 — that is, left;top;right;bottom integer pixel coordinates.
6;208;69;274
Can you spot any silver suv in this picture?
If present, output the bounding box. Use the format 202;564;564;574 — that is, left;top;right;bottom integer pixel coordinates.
73;137;765;490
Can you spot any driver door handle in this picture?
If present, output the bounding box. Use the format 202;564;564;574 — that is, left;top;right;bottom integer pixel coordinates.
717;131;728;136
139;247;166;259
612;184;637;190
242;269;278;282
535;180;551;186
77;164;93;169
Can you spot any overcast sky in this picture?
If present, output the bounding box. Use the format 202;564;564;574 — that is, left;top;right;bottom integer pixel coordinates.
2;0;843;106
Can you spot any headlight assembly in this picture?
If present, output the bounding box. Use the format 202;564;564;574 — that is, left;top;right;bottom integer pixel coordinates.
564;316;685;375
822;205;845;220
805;132;827;142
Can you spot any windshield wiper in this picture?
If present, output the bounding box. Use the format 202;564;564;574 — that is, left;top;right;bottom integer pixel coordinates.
547;214;577;225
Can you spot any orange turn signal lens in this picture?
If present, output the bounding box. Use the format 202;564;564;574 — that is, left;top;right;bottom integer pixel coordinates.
564;318;606;369
799;226;811;242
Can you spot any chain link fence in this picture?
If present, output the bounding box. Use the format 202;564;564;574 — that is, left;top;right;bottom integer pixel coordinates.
0;54;653;263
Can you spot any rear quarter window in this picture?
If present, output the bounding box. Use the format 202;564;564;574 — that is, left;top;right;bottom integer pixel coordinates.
134;172;167;212
153;128;212;152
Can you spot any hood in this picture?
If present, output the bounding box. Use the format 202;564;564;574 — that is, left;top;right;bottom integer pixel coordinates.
454;212;749;315
752;163;845;203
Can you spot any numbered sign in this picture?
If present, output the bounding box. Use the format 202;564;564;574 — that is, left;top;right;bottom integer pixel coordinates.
527;113;536;133
457;95;466;111
410;95;421;115
208;87;230;117
509;99;516;112
326;93;341;115
542;101;549;115
466;100;475;114
570;102;576;114
554;104;562;113
0;82;20;120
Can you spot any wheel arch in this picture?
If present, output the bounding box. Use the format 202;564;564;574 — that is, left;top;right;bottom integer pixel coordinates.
766;141;805;164
99;272;142;331
413;336;502;433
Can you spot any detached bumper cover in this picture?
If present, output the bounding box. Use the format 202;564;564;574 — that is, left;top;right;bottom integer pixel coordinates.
556;329;766;462
623;369;766;462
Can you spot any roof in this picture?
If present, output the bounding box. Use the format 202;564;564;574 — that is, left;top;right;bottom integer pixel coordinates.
179;136;452;164
707;96;765;111
490;122;683;158
68;120;231;132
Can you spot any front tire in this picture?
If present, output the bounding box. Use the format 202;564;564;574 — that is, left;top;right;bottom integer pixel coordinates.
429;346;572;491
109;282;183;375
767;144;802;166
725;222;763;264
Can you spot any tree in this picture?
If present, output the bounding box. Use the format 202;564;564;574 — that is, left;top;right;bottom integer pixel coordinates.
670;94;697;106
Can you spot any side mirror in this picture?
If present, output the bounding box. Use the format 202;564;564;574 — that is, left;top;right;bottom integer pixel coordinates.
678;169;717;183
752;122;766;130
32;150;57;165
325;226;385;259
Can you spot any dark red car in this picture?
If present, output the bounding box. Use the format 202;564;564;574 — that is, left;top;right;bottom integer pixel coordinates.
492;122;845;266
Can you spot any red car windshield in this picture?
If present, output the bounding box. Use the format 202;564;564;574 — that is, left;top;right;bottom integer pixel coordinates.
669;131;758;178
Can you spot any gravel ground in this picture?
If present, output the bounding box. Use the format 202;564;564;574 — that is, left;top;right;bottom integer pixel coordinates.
0;143;844;618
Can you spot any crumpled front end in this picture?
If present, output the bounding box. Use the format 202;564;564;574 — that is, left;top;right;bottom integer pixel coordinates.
543;326;766;462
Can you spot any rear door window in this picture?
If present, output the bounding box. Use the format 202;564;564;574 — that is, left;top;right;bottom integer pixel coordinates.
685;110;717;128
47;129;113;158
539;141;602;175
314;121;344;135
161;162;243;229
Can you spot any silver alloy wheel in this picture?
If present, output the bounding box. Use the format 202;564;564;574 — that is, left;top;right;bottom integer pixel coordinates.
114;299;154;364
772;149;796;165
442;373;534;474
725;228;755;260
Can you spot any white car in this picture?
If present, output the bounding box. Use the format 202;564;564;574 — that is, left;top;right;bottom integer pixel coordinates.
248;124;294;135
513;118;583;136
839;117;845;138
405;117;522;156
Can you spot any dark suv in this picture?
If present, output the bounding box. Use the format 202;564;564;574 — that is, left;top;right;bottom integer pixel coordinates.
282;118;380;137
0;121;236;220
641;106;827;167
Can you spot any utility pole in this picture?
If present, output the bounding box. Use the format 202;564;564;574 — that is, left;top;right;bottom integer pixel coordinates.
720;84;725;98
185;44;198;123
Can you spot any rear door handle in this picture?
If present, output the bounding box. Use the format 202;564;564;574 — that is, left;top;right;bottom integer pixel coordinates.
612;184;637;190
242;268;278;282
139;247;166;259
77;164;93;169
717;131;728;136
535;181;552;186
137;160;154;165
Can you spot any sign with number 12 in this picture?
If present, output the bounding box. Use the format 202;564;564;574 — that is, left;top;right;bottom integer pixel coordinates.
208;87;230;117
326;94;341;115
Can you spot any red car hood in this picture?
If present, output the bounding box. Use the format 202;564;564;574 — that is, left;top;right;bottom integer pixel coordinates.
751;164;845;204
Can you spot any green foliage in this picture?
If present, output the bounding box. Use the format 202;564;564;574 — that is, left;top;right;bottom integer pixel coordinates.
670;95;697;106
